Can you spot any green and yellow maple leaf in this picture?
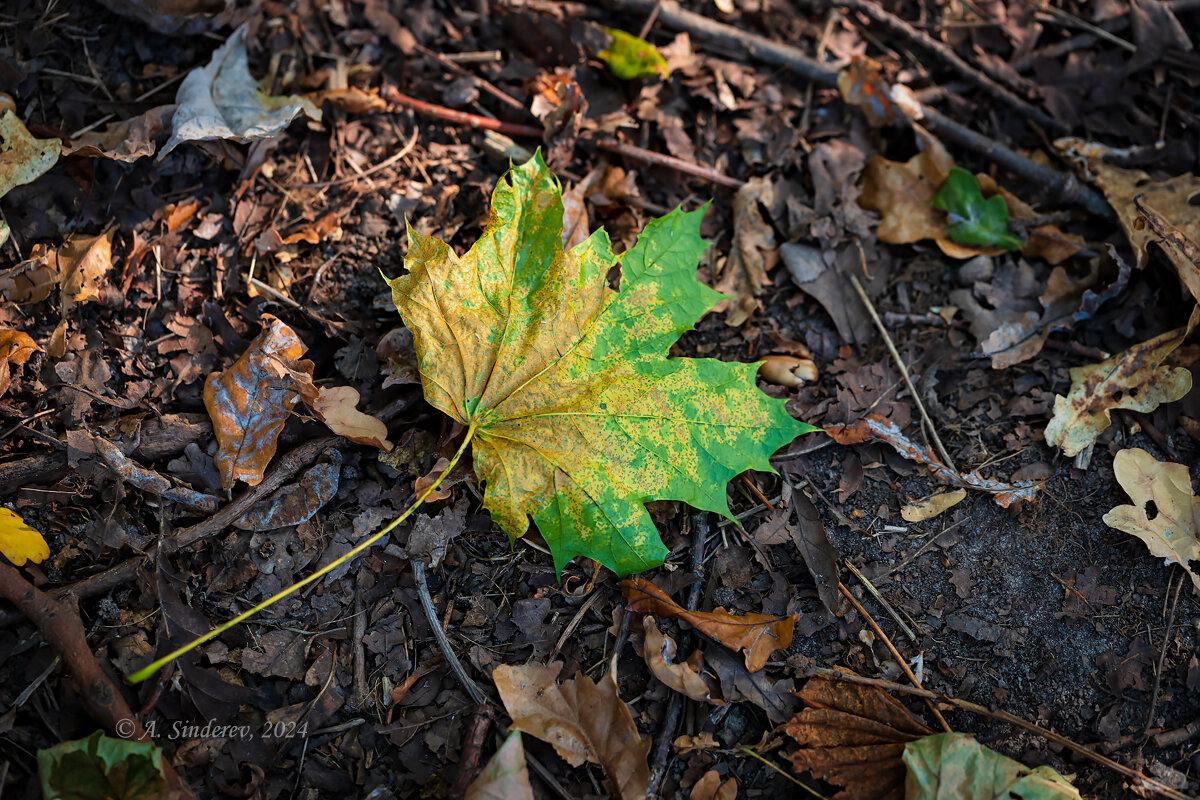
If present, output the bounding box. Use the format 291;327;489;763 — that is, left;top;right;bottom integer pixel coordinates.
389;153;817;576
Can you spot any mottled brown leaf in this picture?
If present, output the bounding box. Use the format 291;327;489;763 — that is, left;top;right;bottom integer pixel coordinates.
233;449;342;531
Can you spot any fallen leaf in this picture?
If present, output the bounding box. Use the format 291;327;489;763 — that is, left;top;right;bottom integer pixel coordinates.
389;153;815;577
0;109;59;200
303;87;387;114
788;493;842;617
268;362;392;451
0;329;40;398
621;577;796;673
640;617;725;705
675;732;721;753
465;731;535;800
759;355;818;388
0;508;50;566
406;498;469;569
904;733;1081;800
931;168;1022;251
690;770;738;800
901;489;967;523
62;105;175;162
233;449;342;530
715;176;775;326
705;644;799;725
826;414;1041;507
1134;196;1200;306
597;27;670;79
837;55;905;128
160;24;321;158
37;730;168;800
782;673;934;800
45;230;115;357
1044;323;1194;457
92;437;219;514
493;662;650;800
1103;448;1200;592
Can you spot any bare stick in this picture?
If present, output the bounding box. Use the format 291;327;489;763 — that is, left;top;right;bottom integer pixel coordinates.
595;138;745;188
842;559;916;642
412;559;489;707
1143;569;1184;740
849;273;957;473
384;87;543;138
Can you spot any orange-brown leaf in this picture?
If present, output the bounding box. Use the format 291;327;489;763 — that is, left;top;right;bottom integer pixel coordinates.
641;617;725;705
620;577;796;673
268;360;392;451
689;770;738;800
493;662;650;800
0;329;39;398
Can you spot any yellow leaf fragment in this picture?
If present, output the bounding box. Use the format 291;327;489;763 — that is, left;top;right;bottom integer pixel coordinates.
1103;448;1200;592
901;489;967;522
0;508;50;566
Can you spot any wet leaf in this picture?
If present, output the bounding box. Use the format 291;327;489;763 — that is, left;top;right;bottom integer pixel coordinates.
901;489;967;523
690;770;738;800
904;733;1081;800
233;449;342;531
0;507;50;566
389;153;816;576
597;27;670;80
465;731;534;800
781;673;934;800
640;617;725;705
1044;323;1194;457
931;168;1022;251
160;23;321;158
0;329;40;398
0;109;58;200
1103;448;1200;592
37;730;167;800
621;577;796;672
493;662;650;800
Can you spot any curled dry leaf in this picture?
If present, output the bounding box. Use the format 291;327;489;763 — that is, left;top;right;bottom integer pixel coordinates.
1134;196;1200;305
1103;448;1200;592
781;673;934;800
826;414;1041;507
901;489;967;523
620;577;796;673
44;230;115;357
904;733;1081;800
1044;323;1194;457
269;362;392;451
759;355;818;388
715;176;776;326
303;87;387;114
641;617;725;705
405;498;469;569
233;449;342;531
675;732;721;753
62;105;176;162
464;731;534;800
690;770;738;800
492;662;650;800
0;329;40;398
0;507;50;567
704;642;799;725
160;24;320;158
0;109;59;201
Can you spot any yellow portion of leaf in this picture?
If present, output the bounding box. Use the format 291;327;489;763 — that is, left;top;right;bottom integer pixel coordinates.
0;109;58;200
0;508;50;566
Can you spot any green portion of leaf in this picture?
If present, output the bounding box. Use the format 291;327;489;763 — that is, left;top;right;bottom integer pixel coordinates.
931;167;1023;251
38;730;168;800
390;152;817;576
597;27;670;80
904;733;1082;800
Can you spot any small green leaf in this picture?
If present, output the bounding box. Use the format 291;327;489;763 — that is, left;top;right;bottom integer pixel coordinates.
597;27;670;80
904;733;1081;800
38;730;168;800
931;167;1023;251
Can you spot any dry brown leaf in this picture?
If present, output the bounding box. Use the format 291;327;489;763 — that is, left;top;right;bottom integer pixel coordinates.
901;489;967;522
303;87;388;114
640;617;725;705
860;131;1081;264
1134;196;1200;306
493;662;650;800
465;731;535;800
270;361;392;451
1103;448;1200;592
690;770;738;800
782;673;934;800
62;105;176;162
232;449;341;530
0;329;40;398
758;355;818;388
620;577;796;673
46;230;115;357
675;732;721;753
1044;322;1194;457
715;176;776;326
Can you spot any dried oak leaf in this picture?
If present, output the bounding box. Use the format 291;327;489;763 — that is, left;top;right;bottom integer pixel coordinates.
465;731;534;800
0;329;39;398
1103;448;1200;592
389;153;814;576
493;662;650;800
621;577;796;673
1044;323;1194;457
19;230;115;357
640;617;725;705
62;105;176;162
1135;195;1200;306
781;673;934;800
904;732;1081;800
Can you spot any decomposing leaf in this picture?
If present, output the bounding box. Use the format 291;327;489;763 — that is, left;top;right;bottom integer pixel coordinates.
860;131;1080;264
233;449;341;531
0;507;50;567
931;168;1022;251
32;230;115;357
621;577;796;672
705;644;799;725
160;24;320;158
1044;324;1193;457
837;55;906;128
406;498;469;569
0;329;40;398
782;673;934;800
1103;448;1200;592
901;489;967;523
826;414;1041;507
62;105;175;162
0;109;59;200
1134;195;1200;306
641;617;725;705
465;731;535;800
904;733;1081;800
714;176;775;326
597;27;670;80
37;730;167;800
690;770;738;800
389;153;816;576
303;87;387;114
675;732;721;753
493;662;650;800
376;327;421;387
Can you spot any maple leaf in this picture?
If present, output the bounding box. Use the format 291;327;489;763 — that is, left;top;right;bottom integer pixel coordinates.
389;153;816;576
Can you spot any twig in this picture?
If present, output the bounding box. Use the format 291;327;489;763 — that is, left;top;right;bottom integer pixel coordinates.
352;585;367;710
637;0;665;38
416;43;529;113
412;559;489;707
801;667;1194;800
849;274;957;473
449;705;495;799
842;559;916;642
1142;569;1184;741
0;556;146;628
596;138;746;188
384;87;543;138
837;582;950;732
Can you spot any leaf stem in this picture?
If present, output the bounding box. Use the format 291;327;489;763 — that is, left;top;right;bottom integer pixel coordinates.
130;423;478;683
